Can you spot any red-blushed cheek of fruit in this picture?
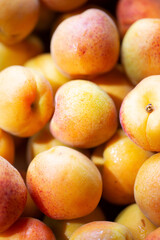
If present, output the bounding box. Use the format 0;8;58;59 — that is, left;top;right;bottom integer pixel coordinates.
51;9;120;78
0;157;27;233
0;217;56;239
116;0;160;37
26;146;102;220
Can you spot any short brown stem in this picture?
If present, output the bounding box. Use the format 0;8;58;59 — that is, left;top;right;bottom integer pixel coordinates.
145;103;153;113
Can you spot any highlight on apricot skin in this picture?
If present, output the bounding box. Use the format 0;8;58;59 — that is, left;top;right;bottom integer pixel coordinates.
51;8;120;78
91;129;153;205
0;217;56;240
50;80;118;148
0;157;27;233
0;65;54;137
26;146;102;220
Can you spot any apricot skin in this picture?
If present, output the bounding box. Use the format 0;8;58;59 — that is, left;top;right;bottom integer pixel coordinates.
115;204;157;240
0;217;56;240
120;75;160;152
92;129;153;205
134;153;160;227
0;157;27;233
50;80;118;148
121;19;160;85
69;221;133;240
26;146;102;220
0;66;54;137
0;35;43;71
51;8;120;78
0;0;40;45
116;0;160;37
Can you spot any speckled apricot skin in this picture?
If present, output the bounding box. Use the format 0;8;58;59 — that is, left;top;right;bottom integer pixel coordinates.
134;153;160;227
116;0;160;38
69;221;133;240
0;157;27;233
26;146;102;220
121;18;160;85
50;80;118;149
51;8;120;78
0;66;54;137
120;75;160;152
0;217;56;239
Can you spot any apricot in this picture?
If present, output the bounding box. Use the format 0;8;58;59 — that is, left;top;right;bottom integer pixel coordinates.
26;146;102;219
0;66;54;137
134;153;160;226
24;53;70;99
26;124;91;164
0;35;43;71
91;65;133;113
0;157;27;233
121;18;160;85
0;217;56;239
50;80;118;148
41;0;88;12
44;206;106;240
115;204;157;240
0;129;15;165
116;0;160;37
51;8;120;78
144;227;160;240
69;221;133;240
120;75;160;152
0;0;40;45
92;129;153;205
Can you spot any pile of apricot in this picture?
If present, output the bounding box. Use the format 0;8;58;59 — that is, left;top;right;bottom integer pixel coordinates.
1;0;160;239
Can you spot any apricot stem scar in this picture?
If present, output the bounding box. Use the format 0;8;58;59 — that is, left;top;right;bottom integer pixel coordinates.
145;103;153;113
